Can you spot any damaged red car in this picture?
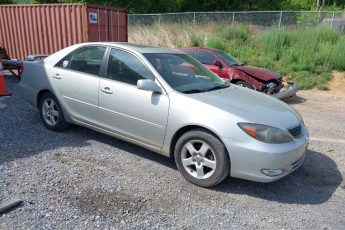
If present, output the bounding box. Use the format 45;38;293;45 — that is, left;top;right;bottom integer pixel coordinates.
179;47;297;100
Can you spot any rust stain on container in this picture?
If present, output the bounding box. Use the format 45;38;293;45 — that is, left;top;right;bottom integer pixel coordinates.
0;3;127;60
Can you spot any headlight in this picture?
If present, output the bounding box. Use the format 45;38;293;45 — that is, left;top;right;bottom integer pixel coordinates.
266;82;277;88
238;123;294;144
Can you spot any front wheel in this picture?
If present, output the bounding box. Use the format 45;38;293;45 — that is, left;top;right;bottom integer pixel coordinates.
174;129;230;187
39;92;69;131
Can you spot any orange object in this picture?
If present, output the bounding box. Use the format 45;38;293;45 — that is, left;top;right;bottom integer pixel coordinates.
0;61;11;97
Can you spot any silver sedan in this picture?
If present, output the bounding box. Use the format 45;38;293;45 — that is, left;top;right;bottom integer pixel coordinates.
19;43;309;187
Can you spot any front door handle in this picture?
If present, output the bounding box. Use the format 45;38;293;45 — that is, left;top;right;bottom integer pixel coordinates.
101;87;113;94
53;73;61;79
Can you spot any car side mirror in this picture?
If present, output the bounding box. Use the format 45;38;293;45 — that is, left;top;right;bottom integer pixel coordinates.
137;79;162;93
214;60;223;68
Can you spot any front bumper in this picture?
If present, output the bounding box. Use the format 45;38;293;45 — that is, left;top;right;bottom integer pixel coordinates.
272;82;298;101
222;126;309;183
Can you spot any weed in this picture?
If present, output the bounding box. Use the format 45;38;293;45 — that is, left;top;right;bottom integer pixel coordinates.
129;23;345;90
190;33;205;47
207;36;227;50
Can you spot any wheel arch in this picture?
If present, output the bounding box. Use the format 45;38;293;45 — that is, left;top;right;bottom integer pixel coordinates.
230;78;244;84
169;125;231;164
36;89;70;130
36;89;53;108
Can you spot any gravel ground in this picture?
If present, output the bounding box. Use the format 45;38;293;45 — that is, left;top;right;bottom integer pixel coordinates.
1;75;344;229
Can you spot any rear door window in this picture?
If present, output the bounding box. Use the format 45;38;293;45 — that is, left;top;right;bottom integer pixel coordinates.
56;46;106;76
106;49;153;85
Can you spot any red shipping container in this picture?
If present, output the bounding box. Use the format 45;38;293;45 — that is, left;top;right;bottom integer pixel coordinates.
0;3;127;60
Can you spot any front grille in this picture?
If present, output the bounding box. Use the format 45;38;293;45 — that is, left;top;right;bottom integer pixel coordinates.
291;155;304;170
288;125;302;138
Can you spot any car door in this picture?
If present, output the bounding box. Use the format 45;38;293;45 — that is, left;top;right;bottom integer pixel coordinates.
98;48;169;150
50;45;107;125
195;50;228;78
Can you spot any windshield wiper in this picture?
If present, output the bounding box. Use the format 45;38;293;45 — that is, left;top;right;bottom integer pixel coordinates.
205;84;230;92
181;89;205;94
181;83;230;94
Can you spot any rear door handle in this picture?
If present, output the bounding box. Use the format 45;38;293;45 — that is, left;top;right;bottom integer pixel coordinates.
53;73;61;79
101;87;113;94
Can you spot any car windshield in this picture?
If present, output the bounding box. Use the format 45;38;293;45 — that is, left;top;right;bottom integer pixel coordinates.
214;50;243;66
144;53;229;93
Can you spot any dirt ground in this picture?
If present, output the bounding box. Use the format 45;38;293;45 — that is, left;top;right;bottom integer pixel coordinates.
286;71;345;174
328;71;345;96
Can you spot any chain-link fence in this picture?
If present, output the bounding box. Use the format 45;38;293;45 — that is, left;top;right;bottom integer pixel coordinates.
128;11;345;32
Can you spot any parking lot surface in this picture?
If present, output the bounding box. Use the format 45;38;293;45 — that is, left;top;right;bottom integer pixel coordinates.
1;76;344;229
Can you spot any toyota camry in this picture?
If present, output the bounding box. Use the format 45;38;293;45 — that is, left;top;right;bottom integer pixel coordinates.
18;43;309;187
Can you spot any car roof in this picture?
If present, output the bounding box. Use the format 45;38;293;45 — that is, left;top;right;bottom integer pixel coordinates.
81;42;184;54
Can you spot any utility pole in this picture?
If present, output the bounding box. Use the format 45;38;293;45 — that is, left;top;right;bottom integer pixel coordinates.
316;0;320;10
317;0;326;11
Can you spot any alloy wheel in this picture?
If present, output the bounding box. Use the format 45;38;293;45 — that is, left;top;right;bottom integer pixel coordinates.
181;140;217;179
42;98;59;126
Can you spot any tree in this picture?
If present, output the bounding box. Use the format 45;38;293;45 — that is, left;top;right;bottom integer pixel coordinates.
3;0;344;11
0;0;15;4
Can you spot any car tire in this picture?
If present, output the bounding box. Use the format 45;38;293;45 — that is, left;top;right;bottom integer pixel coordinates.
235;81;254;89
39;92;69;131
174;129;230;187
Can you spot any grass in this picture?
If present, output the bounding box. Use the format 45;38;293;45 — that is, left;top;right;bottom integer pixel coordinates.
129;23;345;90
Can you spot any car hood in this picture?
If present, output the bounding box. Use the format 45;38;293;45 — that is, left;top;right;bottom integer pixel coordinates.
233;65;280;81
188;85;301;130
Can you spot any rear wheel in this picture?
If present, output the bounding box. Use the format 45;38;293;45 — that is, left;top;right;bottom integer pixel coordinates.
235;80;254;89
174;129;230;187
39;92;69;131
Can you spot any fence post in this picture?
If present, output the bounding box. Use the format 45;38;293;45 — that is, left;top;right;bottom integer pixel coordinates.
193;12;196;26
158;14;161;26
278;11;283;28
331;11;335;28
232;12;235;27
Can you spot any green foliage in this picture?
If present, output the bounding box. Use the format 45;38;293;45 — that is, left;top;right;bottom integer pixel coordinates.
8;0;345;11
229;25;344;90
34;0;58;2
296;12;320;26
261;28;292;60
190;33;205;47
216;24;251;43
0;0;15;4
288;71;332;90
129;16;343;90
207;36;227;50
280;0;316;10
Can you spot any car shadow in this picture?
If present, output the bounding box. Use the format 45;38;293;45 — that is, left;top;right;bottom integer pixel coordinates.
285;95;307;104
0;77;91;165
72;125;178;170
213;149;343;205
84;129;342;205
1;107;341;206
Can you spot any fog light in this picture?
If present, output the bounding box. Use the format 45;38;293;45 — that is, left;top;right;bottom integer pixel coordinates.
261;169;284;177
